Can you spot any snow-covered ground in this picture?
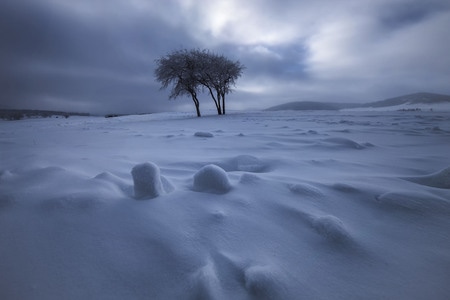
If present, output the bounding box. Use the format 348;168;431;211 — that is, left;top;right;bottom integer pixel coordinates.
1;110;450;299
342;102;450;112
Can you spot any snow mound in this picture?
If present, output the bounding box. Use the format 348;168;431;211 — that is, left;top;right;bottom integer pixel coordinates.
288;182;323;197
239;173;261;184
131;162;173;199
311;215;351;243
219;155;271;173
193;164;231;193
244;265;288;299
0;167;127;211
94;172;132;195
331;183;360;193
190;258;222;300
194;131;214;138
404;166;450;189
320;137;368;150
376;191;450;213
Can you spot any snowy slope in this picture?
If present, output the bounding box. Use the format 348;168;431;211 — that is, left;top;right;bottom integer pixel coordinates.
266;92;450;112
1;111;450;299
362;92;450;107
265;101;357;111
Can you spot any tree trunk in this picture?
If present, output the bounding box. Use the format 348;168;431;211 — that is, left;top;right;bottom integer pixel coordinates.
191;92;201;117
206;86;221;115
221;93;226;115
195;103;201;117
216;91;222;115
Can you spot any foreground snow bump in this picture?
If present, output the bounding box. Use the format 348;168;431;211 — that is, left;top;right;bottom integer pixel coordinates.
405;166;450;189
311;215;351;243
131;162;164;199
288;182;323;197
319;137;371;150
244;265;288;299
376;190;450;213
219;155;271;172
194;131;214;138
193;164;231;193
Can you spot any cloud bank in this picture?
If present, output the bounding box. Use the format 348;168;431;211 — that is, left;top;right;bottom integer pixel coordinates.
1;0;449;114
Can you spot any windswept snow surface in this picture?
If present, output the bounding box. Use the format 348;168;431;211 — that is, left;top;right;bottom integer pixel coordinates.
1;110;450;299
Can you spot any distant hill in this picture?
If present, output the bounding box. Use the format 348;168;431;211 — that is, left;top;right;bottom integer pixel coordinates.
265;101;358;111
265;92;450;111
360;92;450;108
0;109;90;120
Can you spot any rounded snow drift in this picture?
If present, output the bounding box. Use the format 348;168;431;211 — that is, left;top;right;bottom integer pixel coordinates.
404;166;450;189
194;132;214;138
131;162;163;199
312;215;350;243
375;191;450;213
220;155;270;173
244;265;288;299
239;173;261;184
288;182;323;197
193;164;231;194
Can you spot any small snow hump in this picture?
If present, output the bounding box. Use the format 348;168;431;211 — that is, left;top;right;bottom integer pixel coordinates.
375;191;450;213
194;131;214;138
193;164;231;194
312;215;351;243
239;173;261;184
220;155;270;173
288;182;323;197
244;265;289;299
322;137;366;150
404;166;450;189
131;162;164;199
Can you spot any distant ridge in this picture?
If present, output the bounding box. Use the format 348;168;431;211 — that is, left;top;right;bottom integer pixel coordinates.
265;92;450;111
0;109;90;120
265;101;358;111
361;92;450;108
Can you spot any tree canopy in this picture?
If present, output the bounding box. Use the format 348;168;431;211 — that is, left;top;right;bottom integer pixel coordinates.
154;49;244;117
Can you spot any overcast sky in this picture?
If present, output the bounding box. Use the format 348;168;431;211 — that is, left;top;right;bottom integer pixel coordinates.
1;0;450;114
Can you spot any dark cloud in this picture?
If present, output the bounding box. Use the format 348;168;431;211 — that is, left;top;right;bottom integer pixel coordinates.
378;0;450;30
1;0;450;114
0;0;198;114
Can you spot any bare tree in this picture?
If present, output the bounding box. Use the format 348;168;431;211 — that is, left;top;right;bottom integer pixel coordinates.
154;49;244;116
154;50;202;117
215;54;245;115
191;49;244;115
190;50;223;115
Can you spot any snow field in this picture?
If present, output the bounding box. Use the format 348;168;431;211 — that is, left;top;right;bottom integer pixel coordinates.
1;110;450;299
